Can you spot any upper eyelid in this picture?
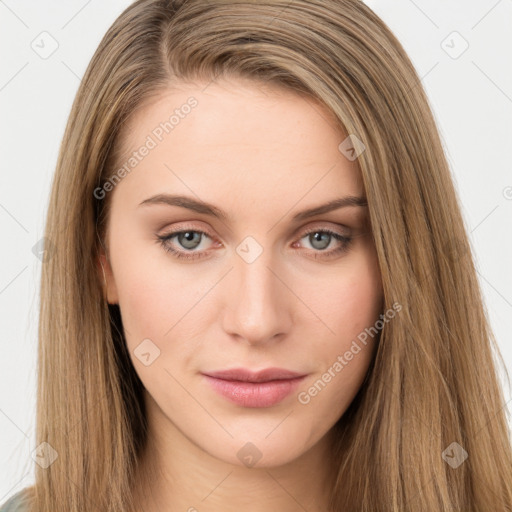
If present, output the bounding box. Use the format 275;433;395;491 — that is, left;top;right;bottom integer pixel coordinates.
159;224;353;248
159;219;352;237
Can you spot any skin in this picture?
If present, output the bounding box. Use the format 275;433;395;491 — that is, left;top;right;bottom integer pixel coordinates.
99;78;383;512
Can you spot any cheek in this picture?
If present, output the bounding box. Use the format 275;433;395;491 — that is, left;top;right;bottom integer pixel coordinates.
110;237;216;374
293;268;382;430
335;271;382;338
109;234;183;347
311;248;383;349
299;248;382;396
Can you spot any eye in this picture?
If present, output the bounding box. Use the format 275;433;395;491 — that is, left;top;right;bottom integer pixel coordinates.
294;228;353;259
155;225;354;261
156;228;214;261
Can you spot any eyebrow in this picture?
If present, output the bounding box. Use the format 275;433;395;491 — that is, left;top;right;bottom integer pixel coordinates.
138;194;368;221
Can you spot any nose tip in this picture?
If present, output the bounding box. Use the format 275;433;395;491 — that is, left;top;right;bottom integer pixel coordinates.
221;252;292;345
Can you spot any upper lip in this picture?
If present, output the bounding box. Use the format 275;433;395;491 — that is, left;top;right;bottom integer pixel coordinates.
203;367;306;383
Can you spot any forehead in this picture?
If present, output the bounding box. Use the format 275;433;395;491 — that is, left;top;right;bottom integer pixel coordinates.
120;78;343;148
110;79;364;213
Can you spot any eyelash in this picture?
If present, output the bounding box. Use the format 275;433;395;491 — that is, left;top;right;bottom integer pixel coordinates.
155;225;353;261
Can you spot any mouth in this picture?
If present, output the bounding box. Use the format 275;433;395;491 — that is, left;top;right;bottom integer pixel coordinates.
201;367;308;408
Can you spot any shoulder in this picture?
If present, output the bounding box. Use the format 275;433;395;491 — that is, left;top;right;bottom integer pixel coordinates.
0;488;31;512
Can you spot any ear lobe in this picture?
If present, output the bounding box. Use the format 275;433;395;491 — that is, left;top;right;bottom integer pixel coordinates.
97;252;119;305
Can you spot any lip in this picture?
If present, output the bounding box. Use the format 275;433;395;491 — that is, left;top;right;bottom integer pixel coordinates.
202;367;307;408
204;367;306;383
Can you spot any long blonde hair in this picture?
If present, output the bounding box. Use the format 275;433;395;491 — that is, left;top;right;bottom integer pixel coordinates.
16;0;512;510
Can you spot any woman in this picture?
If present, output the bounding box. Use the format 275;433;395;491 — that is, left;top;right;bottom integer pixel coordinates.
2;0;512;510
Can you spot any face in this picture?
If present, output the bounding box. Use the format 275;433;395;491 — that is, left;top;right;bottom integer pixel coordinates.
100;78;383;468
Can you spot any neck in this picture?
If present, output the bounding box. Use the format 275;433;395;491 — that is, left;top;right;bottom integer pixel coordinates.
130;396;337;512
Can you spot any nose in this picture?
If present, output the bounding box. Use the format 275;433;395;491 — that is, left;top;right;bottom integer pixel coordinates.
221;247;293;346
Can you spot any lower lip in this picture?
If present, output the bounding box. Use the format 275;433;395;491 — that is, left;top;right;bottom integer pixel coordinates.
203;375;306;408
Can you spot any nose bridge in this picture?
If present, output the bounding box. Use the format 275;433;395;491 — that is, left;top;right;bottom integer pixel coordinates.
222;241;291;344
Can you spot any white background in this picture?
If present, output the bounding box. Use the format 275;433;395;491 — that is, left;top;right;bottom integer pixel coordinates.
1;0;511;503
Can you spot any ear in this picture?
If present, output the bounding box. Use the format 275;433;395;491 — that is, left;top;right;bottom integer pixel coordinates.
97;250;119;305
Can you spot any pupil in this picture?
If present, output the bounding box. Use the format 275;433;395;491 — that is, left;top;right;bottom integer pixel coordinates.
311;232;330;250
180;231;200;249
